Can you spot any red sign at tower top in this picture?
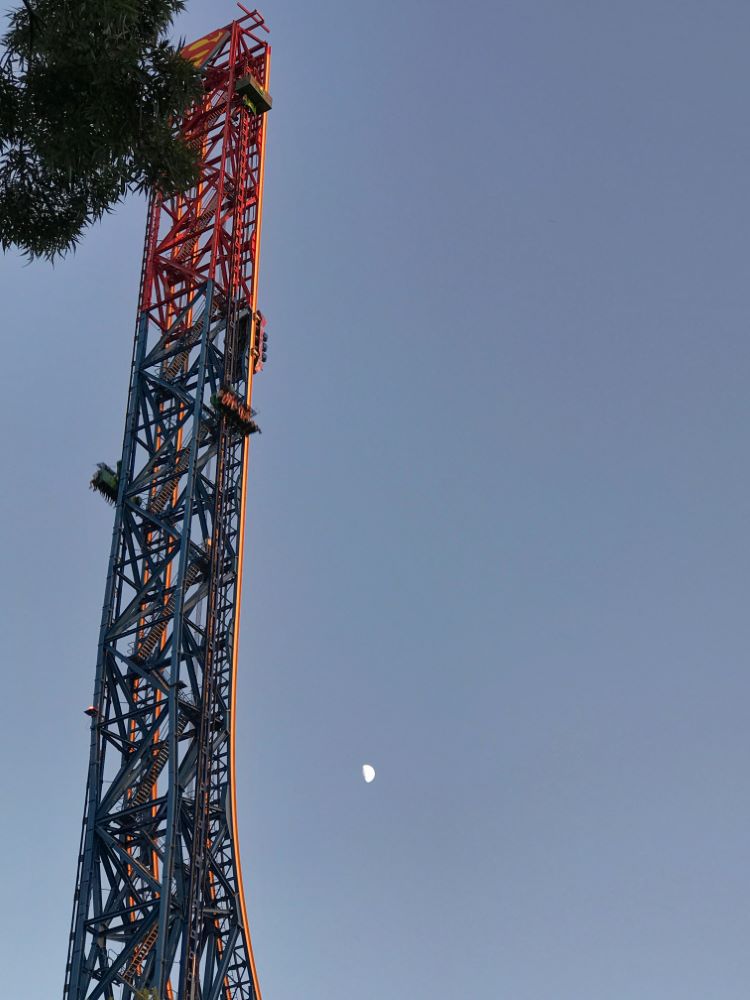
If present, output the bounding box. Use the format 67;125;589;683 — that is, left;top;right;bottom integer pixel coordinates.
181;27;231;69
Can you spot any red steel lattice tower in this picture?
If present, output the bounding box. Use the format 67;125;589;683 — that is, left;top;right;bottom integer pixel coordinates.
64;10;272;999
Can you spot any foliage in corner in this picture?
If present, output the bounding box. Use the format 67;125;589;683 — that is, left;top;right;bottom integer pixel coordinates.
0;0;203;258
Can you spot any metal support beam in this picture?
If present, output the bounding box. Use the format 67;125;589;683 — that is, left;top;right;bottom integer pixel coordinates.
64;13;272;1000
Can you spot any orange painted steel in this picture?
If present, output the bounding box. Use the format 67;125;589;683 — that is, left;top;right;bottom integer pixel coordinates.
229;47;271;999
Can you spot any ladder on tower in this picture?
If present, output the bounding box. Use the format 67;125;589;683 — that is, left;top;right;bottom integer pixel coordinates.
132;714;189;807
122;923;159;986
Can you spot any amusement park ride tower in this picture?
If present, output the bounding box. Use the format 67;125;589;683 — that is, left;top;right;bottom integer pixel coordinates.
63;11;272;1000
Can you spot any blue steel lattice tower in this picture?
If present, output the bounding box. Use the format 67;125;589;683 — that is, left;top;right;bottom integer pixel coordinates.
63;12;272;1000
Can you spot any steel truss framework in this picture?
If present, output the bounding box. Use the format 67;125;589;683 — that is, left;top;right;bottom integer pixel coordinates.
64;13;271;1000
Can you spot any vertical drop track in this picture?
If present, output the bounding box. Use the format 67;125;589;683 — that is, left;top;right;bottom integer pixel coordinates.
64;12;272;1000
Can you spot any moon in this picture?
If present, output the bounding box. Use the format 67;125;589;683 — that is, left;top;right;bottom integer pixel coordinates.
362;763;375;783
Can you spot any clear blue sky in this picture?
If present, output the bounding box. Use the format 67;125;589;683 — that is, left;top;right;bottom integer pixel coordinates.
1;2;749;997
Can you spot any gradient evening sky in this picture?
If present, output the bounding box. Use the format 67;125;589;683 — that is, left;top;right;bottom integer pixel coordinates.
1;2;749;997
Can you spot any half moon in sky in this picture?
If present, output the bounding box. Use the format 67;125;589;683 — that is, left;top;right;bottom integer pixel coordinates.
362;764;376;783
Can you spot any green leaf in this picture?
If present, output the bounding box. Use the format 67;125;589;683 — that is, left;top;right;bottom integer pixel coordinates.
0;0;202;258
